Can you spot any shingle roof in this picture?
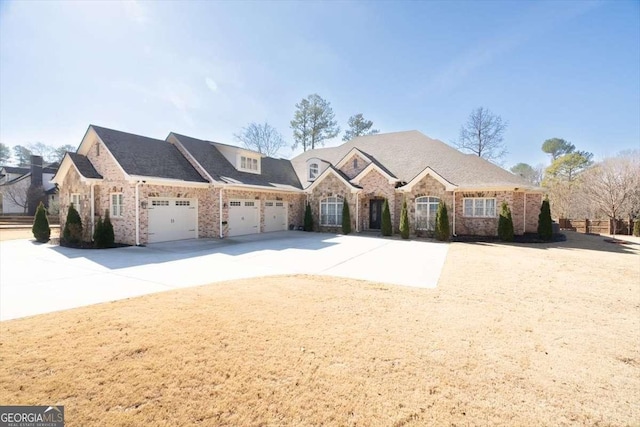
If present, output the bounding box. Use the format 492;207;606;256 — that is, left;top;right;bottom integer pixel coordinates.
91;125;207;182
171;133;302;189
292;130;533;189
67;153;103;179
1;166;29;175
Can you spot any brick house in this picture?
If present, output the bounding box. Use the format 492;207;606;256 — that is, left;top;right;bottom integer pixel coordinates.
52;125;542;245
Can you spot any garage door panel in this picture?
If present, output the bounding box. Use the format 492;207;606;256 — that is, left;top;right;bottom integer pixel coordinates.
148;198;198;243
228;199;259;237
264;201;287;233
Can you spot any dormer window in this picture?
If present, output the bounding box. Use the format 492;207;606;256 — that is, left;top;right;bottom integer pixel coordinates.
309;163;319;180
240;155;259;172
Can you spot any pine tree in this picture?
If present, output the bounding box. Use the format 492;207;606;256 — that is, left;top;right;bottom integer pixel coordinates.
32;201;51;243
400;197;410;239
498;201;514;242
434;200;450;241
304;202;313;231
342;200;351;235
538;197;553;241
63;203;83;246
103;209;115;247
381;199;392;236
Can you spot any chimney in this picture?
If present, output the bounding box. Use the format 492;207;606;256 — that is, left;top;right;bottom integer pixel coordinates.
27;155;44;215
30;155;43;187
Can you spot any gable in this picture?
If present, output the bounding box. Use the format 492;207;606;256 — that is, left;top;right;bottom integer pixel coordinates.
338;152;370;179
305;166;360;194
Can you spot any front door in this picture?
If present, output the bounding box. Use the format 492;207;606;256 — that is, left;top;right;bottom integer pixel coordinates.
369;199;383;229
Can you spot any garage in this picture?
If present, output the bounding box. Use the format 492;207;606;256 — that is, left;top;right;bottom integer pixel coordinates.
264;200;287;232
228;199;260;236
148;198;198;243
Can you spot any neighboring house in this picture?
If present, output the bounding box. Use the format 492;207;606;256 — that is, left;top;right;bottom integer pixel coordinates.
0;157;58;214
52;125;542;245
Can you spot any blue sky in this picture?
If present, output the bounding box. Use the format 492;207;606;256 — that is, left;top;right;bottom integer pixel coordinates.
1;0;638;168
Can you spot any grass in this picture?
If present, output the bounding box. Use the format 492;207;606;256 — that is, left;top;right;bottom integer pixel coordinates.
1;232;638;426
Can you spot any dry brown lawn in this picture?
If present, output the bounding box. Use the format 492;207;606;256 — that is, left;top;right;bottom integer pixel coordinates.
1;232;639;426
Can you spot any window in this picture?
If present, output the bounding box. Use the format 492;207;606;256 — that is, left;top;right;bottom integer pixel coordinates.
309;163;319;180
70;193;81;215
240;156;259;172
320;196;343;226
415;196;440;230
353;158;358;169
463;198;496;217
111;193;123;217
152;200;169;206
175;200;191;206
229;201;241;207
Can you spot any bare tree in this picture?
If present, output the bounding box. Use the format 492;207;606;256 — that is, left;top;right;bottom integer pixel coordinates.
582;154;640;238
456;107;508;163
1;179;30;213
234;122;286;157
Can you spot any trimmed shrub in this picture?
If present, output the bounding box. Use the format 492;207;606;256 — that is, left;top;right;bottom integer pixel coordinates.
304;202;313;231
538;197;553;241
93;216;105;248
498;201;514;242
103;209;115;248
381;199;392;236
342;200;351;235
634;218;640;237
400;197;410;239
32;201;51;243
434;200;450;241
63;203;83;245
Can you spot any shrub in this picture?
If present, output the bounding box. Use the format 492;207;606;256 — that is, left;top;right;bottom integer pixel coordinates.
400;197;410;239
32;201;51;243
434;200;450;241
93;216;105;248
63;203;83;246
538;197;553;241
304;202;313;231
103;209;115;248
342;200;351;235
634;218;640;237
498;201;514;242
381;199;392;236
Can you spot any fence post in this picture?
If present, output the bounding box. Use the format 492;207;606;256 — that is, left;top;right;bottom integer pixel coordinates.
585;218;589;234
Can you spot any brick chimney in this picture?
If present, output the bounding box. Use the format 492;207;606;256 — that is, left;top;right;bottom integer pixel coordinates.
30;155;43;187
27;155;44;215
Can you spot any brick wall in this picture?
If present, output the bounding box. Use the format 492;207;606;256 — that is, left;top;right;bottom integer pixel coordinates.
338;153;370;179
402;175;453;236
307;174;356;233
357;168;396;230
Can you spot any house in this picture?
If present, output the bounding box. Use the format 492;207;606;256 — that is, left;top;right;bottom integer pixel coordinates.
52;125;542;245
0;156;58;214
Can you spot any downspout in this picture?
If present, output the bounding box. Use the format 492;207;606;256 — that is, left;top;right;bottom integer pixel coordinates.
355;192;359;232
135;181;142;246
452;190;457;237
219;186;224;238
524;192;527;234
90;183;95;238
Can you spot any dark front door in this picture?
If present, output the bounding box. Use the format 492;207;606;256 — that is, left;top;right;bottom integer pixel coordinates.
369;199;384;229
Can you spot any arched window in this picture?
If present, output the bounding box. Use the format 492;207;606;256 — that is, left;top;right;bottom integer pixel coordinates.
320;196;343;226
415;196;439;231
309;163;319;180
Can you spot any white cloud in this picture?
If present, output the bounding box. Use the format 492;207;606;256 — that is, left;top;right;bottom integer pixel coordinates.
205;77;218;92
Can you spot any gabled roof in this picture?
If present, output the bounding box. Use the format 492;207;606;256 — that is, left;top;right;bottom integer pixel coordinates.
305;165;361;193
91;125;207;183
67;153;102;179
0;166;30;175
170;133;302;189
291;130;534;190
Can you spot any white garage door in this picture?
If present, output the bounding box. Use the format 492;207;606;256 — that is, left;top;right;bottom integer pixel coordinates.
264;201;287;233
228;199;259;236
148;198;197;243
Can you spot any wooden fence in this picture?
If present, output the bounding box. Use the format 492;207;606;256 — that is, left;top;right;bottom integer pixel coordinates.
558;218;635;235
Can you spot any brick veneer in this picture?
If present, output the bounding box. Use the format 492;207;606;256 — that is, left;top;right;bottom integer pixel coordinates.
357;168;396;230
339;153;370;179
307;174;356;232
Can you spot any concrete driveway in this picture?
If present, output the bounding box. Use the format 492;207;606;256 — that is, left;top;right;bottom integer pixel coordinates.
0;231;449;321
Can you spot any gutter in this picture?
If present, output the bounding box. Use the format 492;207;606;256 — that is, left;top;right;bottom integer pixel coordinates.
219;187;224;238
524;192;527;234
90;183;95;238
452;190;457;237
